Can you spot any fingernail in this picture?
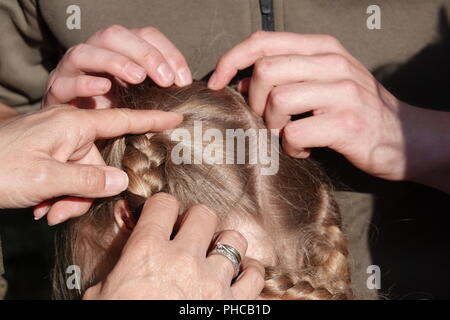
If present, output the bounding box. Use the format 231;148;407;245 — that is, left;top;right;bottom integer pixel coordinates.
176;67;192;87
105;169;129;193
157;63;175;86
168;111;184;123
294;149;310;158
237;81;242;92
91;79;110;92
34;205;50;221
48;215;63;226
208;72;218;89
125;62;146;82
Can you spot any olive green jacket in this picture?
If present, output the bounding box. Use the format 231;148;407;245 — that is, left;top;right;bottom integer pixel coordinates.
0;0;449;300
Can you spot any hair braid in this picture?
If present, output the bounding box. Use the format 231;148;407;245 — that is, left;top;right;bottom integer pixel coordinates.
53;80;355;300
262;187;353;300
122;133;167;196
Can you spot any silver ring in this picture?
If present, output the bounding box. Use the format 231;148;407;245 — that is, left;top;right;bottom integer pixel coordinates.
209;242;242;279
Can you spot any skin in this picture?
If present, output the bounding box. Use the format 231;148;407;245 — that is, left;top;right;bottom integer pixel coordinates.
0;25;264;300
84;193;265;300
0;106;265;299
44;25;192;107
35;25;194;221
208;31;450;193
1;27;448;299
0;105;183;222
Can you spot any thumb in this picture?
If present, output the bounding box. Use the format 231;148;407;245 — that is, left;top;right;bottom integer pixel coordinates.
49;162;129;199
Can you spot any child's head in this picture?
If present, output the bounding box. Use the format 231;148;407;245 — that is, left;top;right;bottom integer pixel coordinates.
53;81;352;300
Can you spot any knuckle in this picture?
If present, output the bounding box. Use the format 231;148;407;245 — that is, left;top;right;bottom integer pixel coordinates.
49;78;64;99
327;54;351;74
319;34;342;49
192;204;218;222
167;53;186;70
75;77;91;94
249;30;269;41
283;122;300;141
248;267;265;288
66;44;89;66
338;110;361;133
141;48;163;67
253;57;274;79
150;192;178;210
46;105;78;122
138;26;160;38
268;86;289;108
338;79;360;96
79;166;105;192
222;230;247;248
109;55;132;74
99;24;127;43
29;161;52;186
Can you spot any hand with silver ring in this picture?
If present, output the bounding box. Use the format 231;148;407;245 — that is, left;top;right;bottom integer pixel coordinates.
209;242;242;279
83;193;265;300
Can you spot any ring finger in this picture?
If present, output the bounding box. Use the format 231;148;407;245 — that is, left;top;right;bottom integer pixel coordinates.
206;230;248;284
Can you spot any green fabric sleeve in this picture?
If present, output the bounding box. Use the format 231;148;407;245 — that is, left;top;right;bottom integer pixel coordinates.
0;0;59;113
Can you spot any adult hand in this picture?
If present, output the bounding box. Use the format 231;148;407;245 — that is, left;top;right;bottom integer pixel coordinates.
0;106;183;225
208;31;409;181
83;193;265;300
39;25;192;221
44;24;192;108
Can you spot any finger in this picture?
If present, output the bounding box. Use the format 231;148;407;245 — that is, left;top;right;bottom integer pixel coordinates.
207;230;248;283
46;146;105;225
132;27;192;87
46;197;92;226
231;257;265;299
209;32;359;89
237;77;251;94
265;80;363;130
174;204;219;255
76;108;183;140
87;25;175;87
128;193;180;242
282;114;346;158
248;54;369;116
46;75;111;105
57;44;147;84
44;161;129;200
33;200;53;221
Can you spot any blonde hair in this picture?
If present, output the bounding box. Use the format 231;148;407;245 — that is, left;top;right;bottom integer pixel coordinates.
53;80;353;300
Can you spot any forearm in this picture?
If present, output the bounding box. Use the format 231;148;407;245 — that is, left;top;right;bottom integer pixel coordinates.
402;102;450;193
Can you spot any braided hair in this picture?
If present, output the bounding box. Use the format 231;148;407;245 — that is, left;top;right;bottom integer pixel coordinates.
53;81;353;300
